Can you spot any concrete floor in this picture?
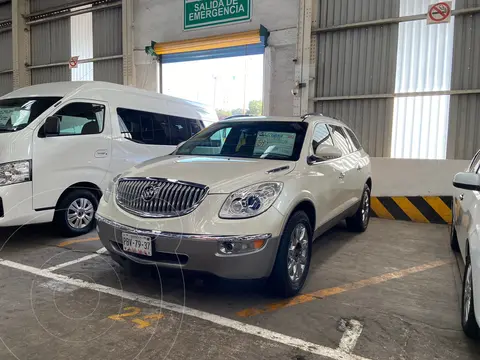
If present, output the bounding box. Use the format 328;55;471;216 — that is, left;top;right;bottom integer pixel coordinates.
0;219;478;360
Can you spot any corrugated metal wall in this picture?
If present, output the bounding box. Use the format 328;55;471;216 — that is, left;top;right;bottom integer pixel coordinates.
0;1;12;95
447;0;480;159
93;7;122;84
315;0;400;157
30;0;88;13
30;18;70;84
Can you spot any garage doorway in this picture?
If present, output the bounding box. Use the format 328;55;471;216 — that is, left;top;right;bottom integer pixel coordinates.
161;47;264;120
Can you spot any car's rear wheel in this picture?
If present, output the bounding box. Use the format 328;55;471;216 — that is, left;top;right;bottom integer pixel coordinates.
462;256;480;339
269;211;312;298
54;189;98;237
346;184;371;232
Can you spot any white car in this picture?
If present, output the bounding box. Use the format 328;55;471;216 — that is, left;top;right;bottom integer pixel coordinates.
452;151;480;338
96;115;372;296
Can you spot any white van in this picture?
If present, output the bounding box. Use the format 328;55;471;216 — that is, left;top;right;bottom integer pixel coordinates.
0;81;218;236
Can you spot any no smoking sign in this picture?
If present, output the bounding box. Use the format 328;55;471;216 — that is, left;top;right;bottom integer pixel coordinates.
427;1;452;24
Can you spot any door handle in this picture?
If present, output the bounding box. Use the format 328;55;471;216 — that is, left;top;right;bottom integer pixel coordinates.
460;194;464;201
339;172;345;180
95;149;108;158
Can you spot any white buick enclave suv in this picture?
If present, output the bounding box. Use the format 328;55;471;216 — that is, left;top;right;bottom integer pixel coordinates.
96;115;372;296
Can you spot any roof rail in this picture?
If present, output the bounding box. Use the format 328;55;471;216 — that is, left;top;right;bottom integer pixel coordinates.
224;114;254;120
301;113;323;121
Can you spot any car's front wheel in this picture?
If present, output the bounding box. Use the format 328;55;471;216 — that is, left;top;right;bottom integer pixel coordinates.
269;211;312;298
462;256;480;339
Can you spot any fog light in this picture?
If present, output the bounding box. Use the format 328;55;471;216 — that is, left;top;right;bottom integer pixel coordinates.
218;239;266;255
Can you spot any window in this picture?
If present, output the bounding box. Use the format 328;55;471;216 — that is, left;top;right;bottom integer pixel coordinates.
469;151;480;173
329;125;351;156
176;121;308;161
0;97;61;132
118;108;170;145
344;128;362;151
56;102;105;136
117;108;206;146
312;124;333;152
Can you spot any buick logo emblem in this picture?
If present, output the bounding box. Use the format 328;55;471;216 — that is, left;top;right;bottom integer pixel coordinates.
141;185;157;202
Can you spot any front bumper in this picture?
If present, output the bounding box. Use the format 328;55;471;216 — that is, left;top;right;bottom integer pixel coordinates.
96;214;280;280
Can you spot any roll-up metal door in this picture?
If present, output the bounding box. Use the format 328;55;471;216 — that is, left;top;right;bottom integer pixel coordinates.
0;1;12;95
93;6;122;84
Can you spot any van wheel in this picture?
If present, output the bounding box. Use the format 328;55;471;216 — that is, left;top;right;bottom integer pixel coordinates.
346;184;371;233
269;211;312;298
54;189;98;237
462;257;480;339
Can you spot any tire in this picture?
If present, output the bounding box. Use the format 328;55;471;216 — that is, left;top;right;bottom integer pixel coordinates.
269;211;312;298
450;225;460;253
346;184;371;233
462;256;480;339
54;189;98;237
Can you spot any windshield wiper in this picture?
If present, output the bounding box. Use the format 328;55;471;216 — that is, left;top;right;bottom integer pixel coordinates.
0;128;16;132
262;154;292;160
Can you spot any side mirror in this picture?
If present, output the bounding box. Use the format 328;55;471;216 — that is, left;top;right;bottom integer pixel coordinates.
44;116;60;137
453;172;480;191
309;144;342;164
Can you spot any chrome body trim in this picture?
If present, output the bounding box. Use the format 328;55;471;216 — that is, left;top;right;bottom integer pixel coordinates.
95;214;272;242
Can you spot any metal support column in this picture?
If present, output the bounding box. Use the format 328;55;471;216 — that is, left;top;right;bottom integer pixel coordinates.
12;0;30;89
122;0;135;86
293;0;313;116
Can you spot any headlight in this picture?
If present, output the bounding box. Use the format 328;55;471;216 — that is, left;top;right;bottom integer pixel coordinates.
219;182;283;219
0;160;31;187
104;174;121;203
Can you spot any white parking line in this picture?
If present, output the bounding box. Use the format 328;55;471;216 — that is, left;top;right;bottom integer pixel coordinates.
0;258;370;360
46;248;107;272
338;320;364;353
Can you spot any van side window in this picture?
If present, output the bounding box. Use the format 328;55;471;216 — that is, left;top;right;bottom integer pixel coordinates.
328;125;351;156
55;103;105;136
117;108;170;145
117;108;206;146
169;116;191;145
312;124;334;153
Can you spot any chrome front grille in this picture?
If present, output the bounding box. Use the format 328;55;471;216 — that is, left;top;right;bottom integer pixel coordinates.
115;178;209;218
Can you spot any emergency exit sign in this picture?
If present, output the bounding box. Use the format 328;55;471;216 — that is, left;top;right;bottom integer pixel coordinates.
184;0;252;30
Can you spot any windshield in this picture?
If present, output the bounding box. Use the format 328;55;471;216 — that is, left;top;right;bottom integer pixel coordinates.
175;121;308;161
0;97;61;132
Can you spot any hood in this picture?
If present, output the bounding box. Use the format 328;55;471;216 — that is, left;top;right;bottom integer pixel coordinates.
0;129;33;164
121;155;296;194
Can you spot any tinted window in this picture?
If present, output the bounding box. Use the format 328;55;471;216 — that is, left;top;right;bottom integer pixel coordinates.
56;102;105;136
0;97;61;132
169;116;191;144
329;125;351;156
176;121;308;161
312;124;334;152
118;108;170;145
345;128;362;151
117;108;205;146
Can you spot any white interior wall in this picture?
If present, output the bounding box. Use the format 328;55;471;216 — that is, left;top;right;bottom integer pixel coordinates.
133;0;299;116
371;158;469;197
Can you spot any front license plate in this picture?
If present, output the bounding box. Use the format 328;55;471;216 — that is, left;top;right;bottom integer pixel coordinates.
122;233;152;256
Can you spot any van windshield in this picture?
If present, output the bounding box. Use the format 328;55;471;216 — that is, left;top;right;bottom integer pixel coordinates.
0;97;61;132
175;121;308;161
